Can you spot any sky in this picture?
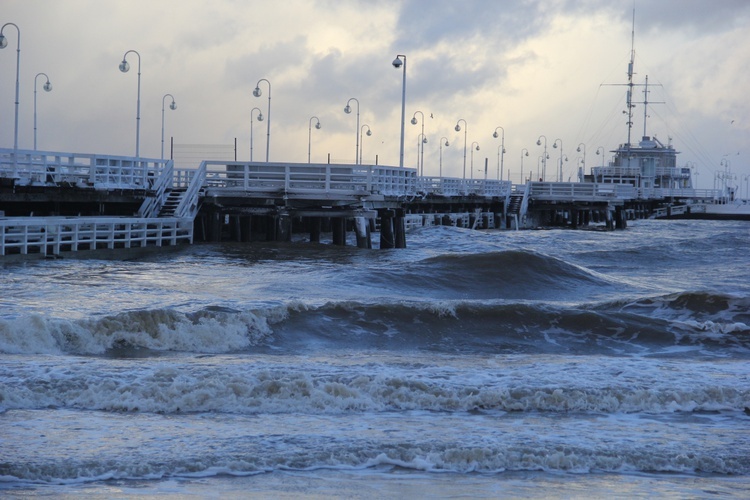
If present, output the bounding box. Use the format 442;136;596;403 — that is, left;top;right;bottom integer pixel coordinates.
1;0;749;190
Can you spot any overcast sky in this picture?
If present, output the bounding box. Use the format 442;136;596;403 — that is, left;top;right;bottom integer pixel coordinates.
1;0;748;188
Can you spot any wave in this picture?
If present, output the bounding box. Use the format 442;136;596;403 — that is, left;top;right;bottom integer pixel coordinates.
1;292;748;356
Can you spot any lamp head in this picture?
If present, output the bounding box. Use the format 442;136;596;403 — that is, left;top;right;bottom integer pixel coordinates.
596;150;600;155
553;142;558;149
576;146;582;152
454;124;461;132
502;148;506;153
392;57;403;69
410;117;417;125
524;151;529;157
315;121;321;130
493;131;499;138
0;34;7;49
253;86;262;97
43;81;53;92
422;136;427;144
257;112;264;122
344;104;351;114
536;139;542;146
119;60;130;73
444;140;449;147
366;129;372;136
475;145;480;151
169;101;177;110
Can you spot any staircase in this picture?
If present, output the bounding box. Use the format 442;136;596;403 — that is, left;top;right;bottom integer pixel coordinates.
506;193;524;216
158;188;188;217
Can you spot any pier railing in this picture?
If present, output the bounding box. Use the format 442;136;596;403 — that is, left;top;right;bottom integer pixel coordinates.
202;161;417;197
528;182;636;201
0;216;193;257
0;148;171;190
416;177;512;197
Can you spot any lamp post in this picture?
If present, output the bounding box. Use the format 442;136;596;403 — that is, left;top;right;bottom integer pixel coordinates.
360;124;372;165
308;116;321;163
160;94;176;160
392;54;406;167
576;143;586;182
552;139;563;182
0;22;20;169
559;154;569;181
536;135;548;181
411;111;426;176
470;141;480;181
119;49;141;158
33;72;52;150
520;148;529;183
439;136;449;179
455;119;468;189
595;146;605;167
344;97;360;164
250;107;262;161
493;126;505;180
253;78;271;162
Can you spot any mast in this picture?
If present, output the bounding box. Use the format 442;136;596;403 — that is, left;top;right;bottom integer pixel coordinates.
642;75;649;138
626;7;635;149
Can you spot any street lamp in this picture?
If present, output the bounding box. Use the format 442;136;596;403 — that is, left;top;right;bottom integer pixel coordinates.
520;148;529;183
559;154;569;181
250;107;262;161
393;54;406;167
33;72;52;150
439;136;449;178
470;141;480;181
344;97;360;164
595;146;605;167
576;143;586;182
536;135;548;181
119;49;142;157
308;116;321;163
411;111;426;176
253;78;271;162
160;94;176;160
360;124;372;165
552;138;563;182
455;119;468;188
493;126;505;180
0;22;20;169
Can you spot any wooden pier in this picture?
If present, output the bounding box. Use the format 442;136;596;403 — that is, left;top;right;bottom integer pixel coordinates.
0;147;728;259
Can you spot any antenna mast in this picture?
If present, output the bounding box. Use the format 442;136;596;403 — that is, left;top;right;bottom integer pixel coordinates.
626;8;636;149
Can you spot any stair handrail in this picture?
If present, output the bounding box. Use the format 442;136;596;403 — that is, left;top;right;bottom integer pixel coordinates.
173;162;207;218
518;182;531;220
138;160;174;217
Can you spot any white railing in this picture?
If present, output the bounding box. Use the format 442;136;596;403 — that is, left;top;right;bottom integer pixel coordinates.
528;182;636;200
202;161;417;197
0;148;171;190
173;164;207;218
635;187;723;200
416;177;512;197
0;216;193;257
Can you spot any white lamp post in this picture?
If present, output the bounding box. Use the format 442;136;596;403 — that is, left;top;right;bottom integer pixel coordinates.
308;116;321;163
119;50;142;158
33;72;52;150
455;119;468;191
411;111;426;176
536;135;548;181
360;124;372;165
439;136;449;179
493;126;505;180
161;94;176;160
576;143;586;182
253;79;271;162
553;138;563;182
250;107;262;161
1;22;21;171
520;148;529;183
392;54;406;167
344;97;360;164
470;141;480;181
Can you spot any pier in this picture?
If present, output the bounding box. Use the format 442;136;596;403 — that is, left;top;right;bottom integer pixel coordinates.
0;147;730;259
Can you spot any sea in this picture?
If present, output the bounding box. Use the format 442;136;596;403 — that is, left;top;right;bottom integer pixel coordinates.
1;218;749;498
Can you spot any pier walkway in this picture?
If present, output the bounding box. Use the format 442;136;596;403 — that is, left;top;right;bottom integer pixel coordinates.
0;148;724;258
